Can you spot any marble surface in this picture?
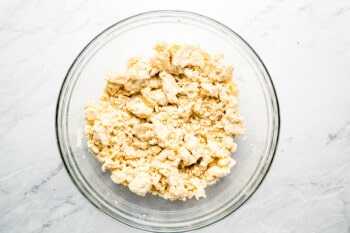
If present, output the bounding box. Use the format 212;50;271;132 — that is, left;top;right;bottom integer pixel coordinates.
1;0;350;232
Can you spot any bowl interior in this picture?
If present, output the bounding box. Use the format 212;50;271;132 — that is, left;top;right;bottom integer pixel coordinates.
58;11;279;232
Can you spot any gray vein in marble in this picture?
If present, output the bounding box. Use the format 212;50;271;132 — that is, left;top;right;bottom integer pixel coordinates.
314;221;347;233
297;4;309;13
288;181;349;196
0;66;57;139
36;205;84;233
0;0;26;26
242;0;284;29
49;195;76;211
259;24;280;37
0;33;24;51
0;25;48;50
0;186;9;194
55;0;90;29
24;163;63;195
0;64;49;113
0;111;37;139
0;53;35;68
0;164;40;182
327;121;350;145
333;7;350;17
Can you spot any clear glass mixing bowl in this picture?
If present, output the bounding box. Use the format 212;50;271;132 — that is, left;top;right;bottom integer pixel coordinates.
56;10;280;232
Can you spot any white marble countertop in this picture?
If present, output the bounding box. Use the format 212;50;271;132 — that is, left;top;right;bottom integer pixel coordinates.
1;0;349;232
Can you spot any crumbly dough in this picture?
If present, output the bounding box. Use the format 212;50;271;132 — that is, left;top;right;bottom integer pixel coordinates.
84;42;244;201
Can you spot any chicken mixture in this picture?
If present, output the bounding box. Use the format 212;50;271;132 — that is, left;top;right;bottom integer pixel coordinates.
84;42;244;201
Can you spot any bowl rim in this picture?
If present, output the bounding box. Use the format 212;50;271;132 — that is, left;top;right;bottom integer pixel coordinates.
55;9;280;232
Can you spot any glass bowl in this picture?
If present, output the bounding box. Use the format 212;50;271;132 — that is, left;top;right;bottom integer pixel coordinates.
56;10;280;232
